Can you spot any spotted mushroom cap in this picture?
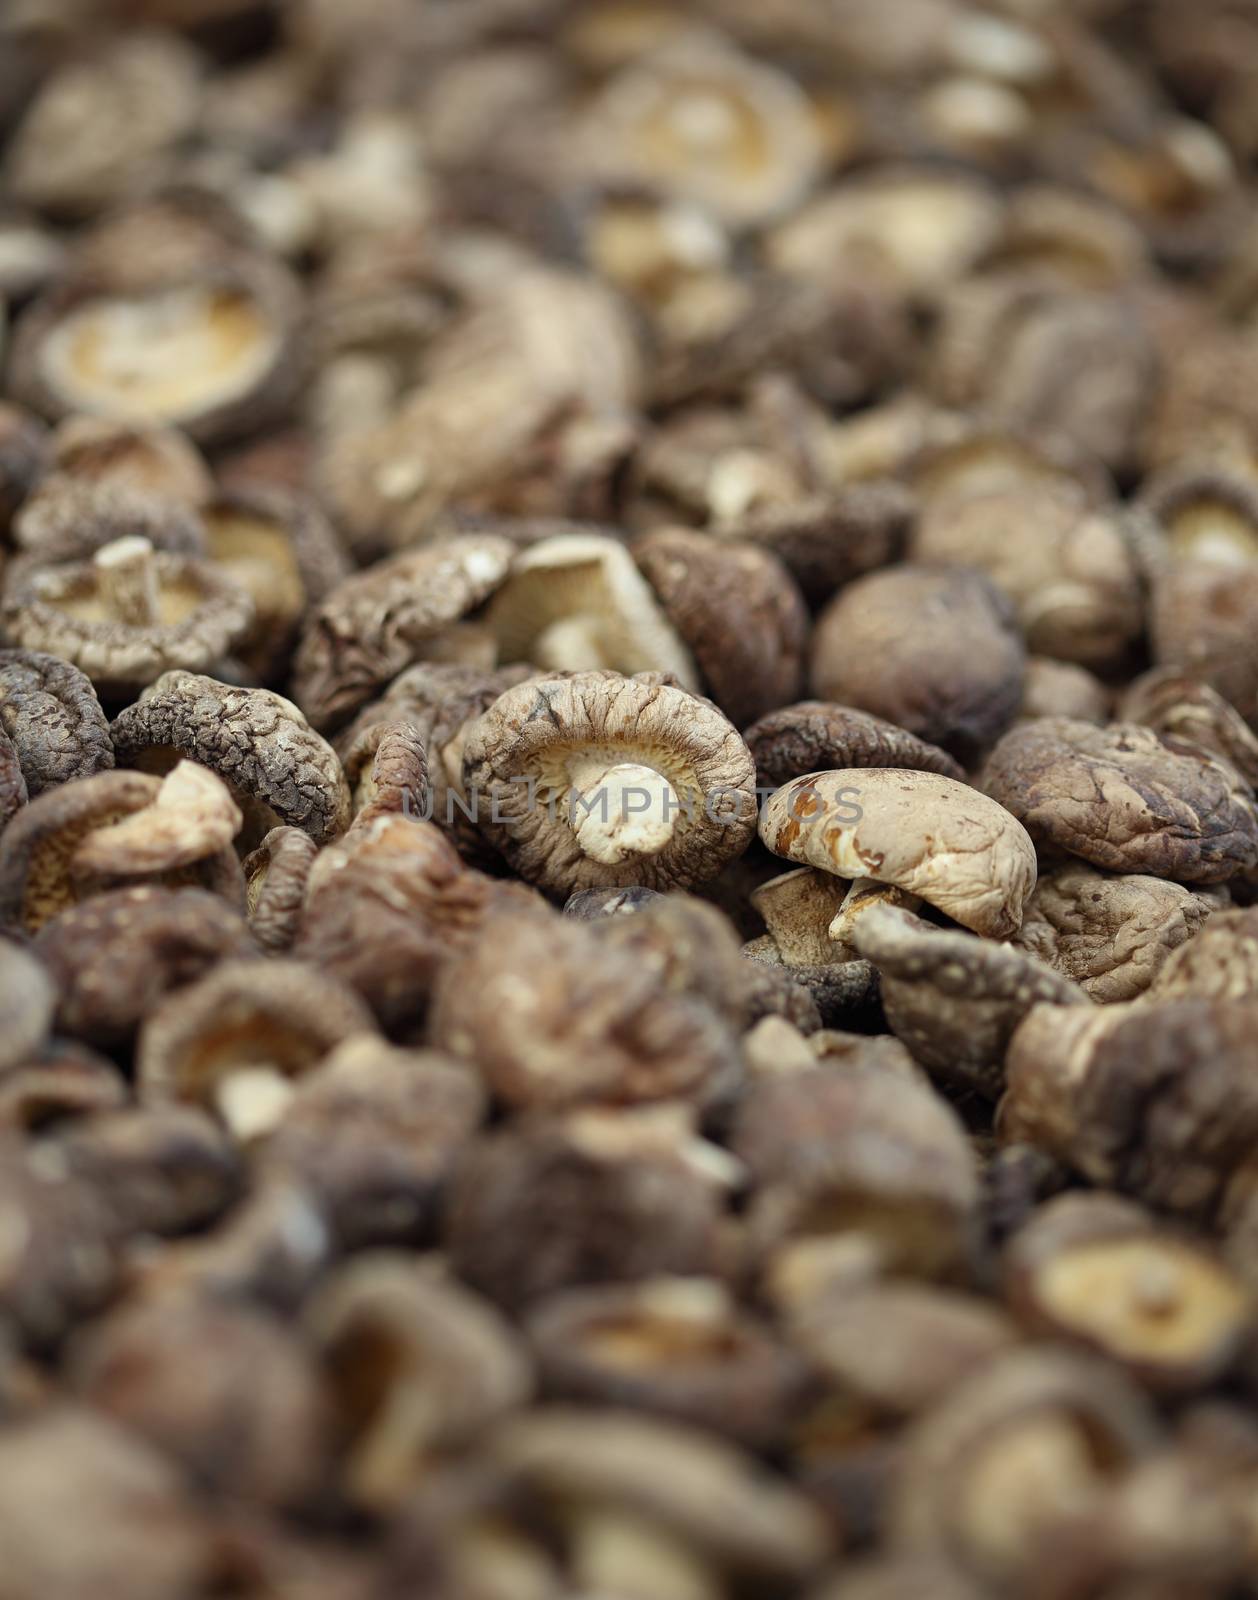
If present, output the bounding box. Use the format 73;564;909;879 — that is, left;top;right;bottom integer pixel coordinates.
760;768;1038;939
110;671;351;848
462;670;758;897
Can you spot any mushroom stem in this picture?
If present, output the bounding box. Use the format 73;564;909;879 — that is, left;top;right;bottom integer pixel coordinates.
94;535;161;628
534;615;608;671
828;877;920;947
214;1067;297;1142
566;758;681;865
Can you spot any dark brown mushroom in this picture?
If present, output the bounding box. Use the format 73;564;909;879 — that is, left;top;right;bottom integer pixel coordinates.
33;885;255;1050
462;670;758;898
631;528;807;726
852;902;1091;1100
242;825;319;954
745;701;965;791
811;565;1025;764
0;402;48;537
1012;862;1225;1003
2;536;254;699
0;725;27;831
0;940;55;1074
291;535;515;731
110;670;350;849
344;721;429;828
446;1107;731;1309
1120;667;1258;788
44;414;213;506
0;648;114;796
982;717;1258;883
0;1040;128;1134
11;476;206;566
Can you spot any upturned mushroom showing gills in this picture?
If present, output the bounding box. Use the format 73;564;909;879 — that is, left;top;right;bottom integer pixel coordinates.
760;769;1037;940
462;671;757;896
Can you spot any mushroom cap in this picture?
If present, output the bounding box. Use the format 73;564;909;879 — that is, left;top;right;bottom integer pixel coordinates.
33;885;255;1050
1144;907;1258;1001
0;727;28;832
241;826;319;954
485;533;699;690
1019;656;1111;724
12;476;207;566
46;413;213;506
110;670;351;848
1012;862;1224;1004
852;902;1090;1099
1137;461;1258;570
1150;561;1258;726
745;701;965;790
0;941;56;1074
631;527;807;727
136;958;377;1110
981;717;1258;884
2;546;254;697
0;649;113;798
760;769;1037;939
292;535;516;731
811;564;1025;764
69;759;242;879
0;402;49;533
462;670;757;896
9;254;302;446
1120;666;1258;788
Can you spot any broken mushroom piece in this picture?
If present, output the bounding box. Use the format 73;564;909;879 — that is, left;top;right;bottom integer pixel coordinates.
136;959;377;1144
2;537;254;700
761;769;1037;940
1004;1193;1251;1393
110;671;351;849
33;886;255;1052
745;701;965;791
631;528;807;727
1013;862;1225;1004
307;1254;531;1510
852;903;1091;1100
811;565;1025;765
70;760;242;880
981;717;1258;884
8;252;302;446
463;671;757;897
890;1347;1159;1591
485;533;698;690
292;534;515;731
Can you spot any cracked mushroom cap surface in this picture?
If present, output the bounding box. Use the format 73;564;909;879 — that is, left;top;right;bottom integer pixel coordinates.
760;768;1037;939
981;717;1258;884
1119;667;1258;789
852;902;1091;1099
1;538;254;698
485;533;699;690
1012;862;1225;1004
462;670;758;897
292;534;515;732
745;701;965;790
12;475;206;567
45;414;213;506
631;527;807;727
110;671;350;848
811;564;1026;765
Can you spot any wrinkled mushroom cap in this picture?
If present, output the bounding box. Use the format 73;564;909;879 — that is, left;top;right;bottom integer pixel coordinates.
292;535;515;731
46;413;213;505
486;534;698;690
760;769;1037;939
69;759;241;878
462;671;757;896
981;717;1258;884
1120;666;1258;789
745;701;965;791
853;902;1090;1097
2;542;253;697
110;671;351;848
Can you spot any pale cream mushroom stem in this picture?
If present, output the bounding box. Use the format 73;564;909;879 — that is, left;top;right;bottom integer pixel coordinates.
566;755;681;865
829;877;921;946
94;534;160;627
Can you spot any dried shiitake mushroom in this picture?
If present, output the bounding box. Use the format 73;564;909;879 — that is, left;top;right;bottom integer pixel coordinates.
485;532;698;689
1149;562;1258;729
463;670;757;897
1120;667;1258;788
1004;1193;1251;1392
242;825;319;954
811;565;1025;764
110;670;351;849
982;718;1258;884
0;726;26;831
33;885;255;1050
1013;862;1225;1003
8;251;302;447
1019;656;1111;725
137;959;377;1141
2;536;254;699
911;482;1144;671
292;535;515;731
853;902;1090;1099
70;759;242;880
745;701;965;791
1137;461;1258;571
44;414;213;506
631;528;807;726
1143;907;1258;1001
0;941;55;1075
761;769;1037;940
11;476;206;567
0;402;48;535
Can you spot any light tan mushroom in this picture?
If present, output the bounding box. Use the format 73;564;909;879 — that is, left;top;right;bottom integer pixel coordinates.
462;670;756;897
486;533;698;689
70;759;241;878
760;769;1037;940
749;869;852;966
